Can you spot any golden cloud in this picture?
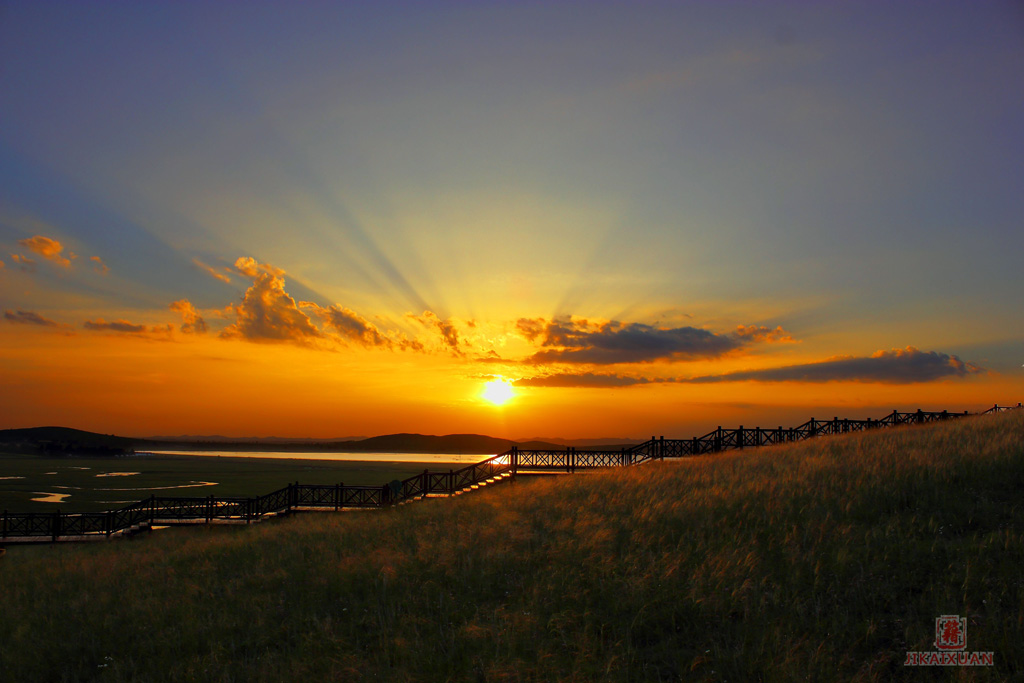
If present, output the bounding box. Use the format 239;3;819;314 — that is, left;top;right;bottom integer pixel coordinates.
18;235;71;268
192;257;231;284
169;299;208;334
90;256;110;275
220;257;322;344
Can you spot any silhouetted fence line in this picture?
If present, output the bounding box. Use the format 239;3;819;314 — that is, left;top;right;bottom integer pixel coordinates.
2;403;1020;543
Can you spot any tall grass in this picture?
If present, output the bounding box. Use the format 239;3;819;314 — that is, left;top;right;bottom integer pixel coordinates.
1;412;1021;681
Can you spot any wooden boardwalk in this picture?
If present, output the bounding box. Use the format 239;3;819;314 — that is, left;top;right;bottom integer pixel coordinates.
2;404;1020;544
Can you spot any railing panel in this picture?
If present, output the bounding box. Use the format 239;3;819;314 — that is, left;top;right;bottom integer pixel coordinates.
341;486;383;508
258;488;290;514
60;513;108;536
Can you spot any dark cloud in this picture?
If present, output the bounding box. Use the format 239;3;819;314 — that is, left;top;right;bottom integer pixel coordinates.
4;309;58;327
516;317;547;341
220;257;322;344
733;325;795;343
515;372;661;388
170;299;208;334
682;347;985;384
525;318;741;365
83;318;152;334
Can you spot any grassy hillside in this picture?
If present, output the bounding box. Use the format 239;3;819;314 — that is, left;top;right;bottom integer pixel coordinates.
1;412;1021;681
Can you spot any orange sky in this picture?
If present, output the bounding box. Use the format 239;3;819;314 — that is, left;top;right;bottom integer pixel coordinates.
1;4;1021;439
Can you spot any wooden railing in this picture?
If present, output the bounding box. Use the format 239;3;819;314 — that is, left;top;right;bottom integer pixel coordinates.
2;403;1019;543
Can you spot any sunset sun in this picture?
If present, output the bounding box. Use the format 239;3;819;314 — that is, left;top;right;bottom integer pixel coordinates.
482;379;515;406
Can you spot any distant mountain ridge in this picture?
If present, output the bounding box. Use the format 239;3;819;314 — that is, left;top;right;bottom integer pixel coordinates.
0;426;136;455
0;426;623;455
146;434;368;444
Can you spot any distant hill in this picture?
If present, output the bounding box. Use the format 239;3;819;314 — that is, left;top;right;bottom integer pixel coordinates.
146;434;367;443
0;426;572;456
0;426;136;455
347;433;517;454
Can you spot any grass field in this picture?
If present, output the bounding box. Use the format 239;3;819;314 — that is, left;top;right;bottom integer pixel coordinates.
0;453;462;513
1;411;1022;681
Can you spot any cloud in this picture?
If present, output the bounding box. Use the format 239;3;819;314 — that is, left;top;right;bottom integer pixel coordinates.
515;372;661;388
83;318;168;335
682;347;986;384
90;256;110;275
10;254;36;271
733;325;795;343
233;256;283;279
192;257;232;284
306;303;389;347
524;317;742;365
220;257;322;344
170;299;207;334
300;303;426;351
4;309;59;327
0;259;4;268
409;311;462;354
18;235;72;267
516;318;547;341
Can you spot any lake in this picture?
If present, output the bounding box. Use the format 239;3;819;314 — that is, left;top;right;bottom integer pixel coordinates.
139;450;498;464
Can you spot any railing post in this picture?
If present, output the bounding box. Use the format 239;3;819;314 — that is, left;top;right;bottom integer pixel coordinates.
149;495;156;530
335;483;341;511
738;426;744;450
716;427;722;452
659;435;665;460
422;469;428;499
449;469;455;496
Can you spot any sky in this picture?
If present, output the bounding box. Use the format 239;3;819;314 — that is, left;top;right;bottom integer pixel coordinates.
1;1;1022;440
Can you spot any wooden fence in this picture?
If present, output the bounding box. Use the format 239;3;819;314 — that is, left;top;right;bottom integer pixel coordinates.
2;403;1020;543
